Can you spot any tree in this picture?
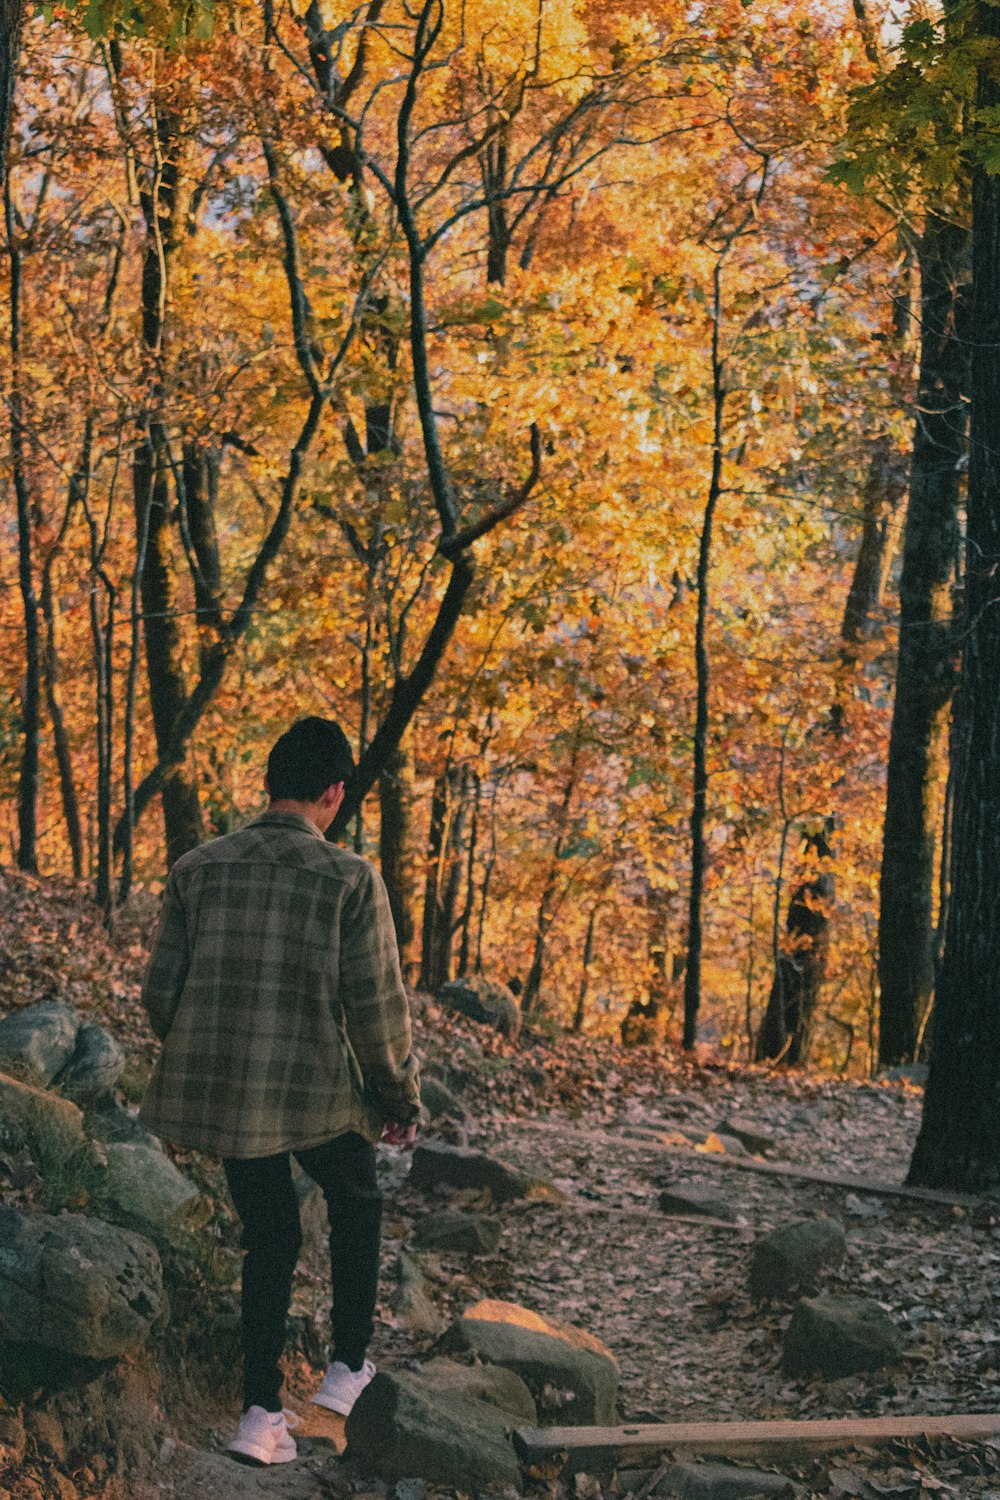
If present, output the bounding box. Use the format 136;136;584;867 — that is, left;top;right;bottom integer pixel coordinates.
908;0;1000;1191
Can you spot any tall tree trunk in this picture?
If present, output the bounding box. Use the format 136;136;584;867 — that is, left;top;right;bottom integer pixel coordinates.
521;747;580;1018
5;172;39;873
456;771;481;977
379;737;417;978
0;0;24;191
908;2;1000;1190
878;214;969;1067
573;904;599;1033
418;764;470;993
755;826;834;1064
839;437;906;650
41;529;84;879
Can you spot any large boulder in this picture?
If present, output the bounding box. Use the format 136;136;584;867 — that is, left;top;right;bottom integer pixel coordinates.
392;1251;444;1338
98;1142;205;1246
410;1142;547;1203
345;1368;524;1490
417;1357;536;1421
0;1002;79;1085
782;1295;904;1378
0;1207;164;1361
436;1299;619;1425
749;1219;846;1301
0;1071;85;1161
421;1075;468;1122
437;977;521;1040
415;1211;502;1256
54;1024;125;1105
83;1099;164;1153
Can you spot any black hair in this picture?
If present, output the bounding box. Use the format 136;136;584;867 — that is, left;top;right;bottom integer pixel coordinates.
267;717;355;802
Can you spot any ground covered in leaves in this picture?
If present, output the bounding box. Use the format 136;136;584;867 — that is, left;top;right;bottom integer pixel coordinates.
3;868;1000;1499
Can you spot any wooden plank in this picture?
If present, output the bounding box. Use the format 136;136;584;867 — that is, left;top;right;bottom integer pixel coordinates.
513;1414;1000;1474
680;1150;979;1209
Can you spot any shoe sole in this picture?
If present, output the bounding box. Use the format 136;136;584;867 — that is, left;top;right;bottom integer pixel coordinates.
311;1393;354;1416
227;1441;298;1466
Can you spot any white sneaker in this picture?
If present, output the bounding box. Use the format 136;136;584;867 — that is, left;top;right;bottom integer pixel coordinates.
311;1358;376;1415
226;1405;299;1465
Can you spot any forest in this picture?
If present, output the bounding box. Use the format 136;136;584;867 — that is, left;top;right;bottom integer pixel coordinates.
2;0;1000;1187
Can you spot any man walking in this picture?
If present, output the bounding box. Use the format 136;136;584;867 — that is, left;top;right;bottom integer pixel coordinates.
138;717;420;1467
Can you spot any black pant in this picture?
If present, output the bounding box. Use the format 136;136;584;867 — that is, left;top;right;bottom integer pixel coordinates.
223;1131;382;1412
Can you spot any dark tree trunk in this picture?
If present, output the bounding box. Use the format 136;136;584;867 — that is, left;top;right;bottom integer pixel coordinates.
755;828;834;1064
840;437;906;649
0;0;24;190
379;737;417;976
572;904;599;1033
456;771;481;976
522;747;580;1018
878;214;969;1067
41;536;84;880
418;764;471;994
5;172;39;873
908;5;1000;1189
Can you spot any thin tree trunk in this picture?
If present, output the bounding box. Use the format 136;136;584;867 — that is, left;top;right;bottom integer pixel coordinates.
573;904;598;1033
379;736;417;976
683;252;727;1049
0;0;24;191
878;213;969;1067
41;497;84;880
908;1;1000;1189
755;827;834;1065
522;746;580;1017
5;171;39;873
456;771;481;976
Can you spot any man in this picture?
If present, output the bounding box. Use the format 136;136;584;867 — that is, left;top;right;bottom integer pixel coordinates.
138;717;420;1468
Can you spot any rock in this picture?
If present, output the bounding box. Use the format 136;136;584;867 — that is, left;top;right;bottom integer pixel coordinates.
657;1184;737;1222
749;1219;846;1301
54;1024;125;1105
421;1076;467;1122
83;1099;164;1153
24;1408;66;1463
415;1211;502;1256
416;1357;536;1421
345;1369;523;1491
654;1461;804;1498
436;1298;619;1424
0;1002;80;1085
706;1133;749;1157
0;1406;27;1465
715;1117;775;1155
0;1071;85;1160
782;1295;904;1377
410;1142;546;1203
393;1252;443;1337
880;1064;929;1086
437;977;521;1040
0;1207;164;1360
98;1142;205;1245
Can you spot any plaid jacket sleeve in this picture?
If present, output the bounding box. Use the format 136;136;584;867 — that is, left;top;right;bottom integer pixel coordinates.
141;871;190;1042
339;863;420;1124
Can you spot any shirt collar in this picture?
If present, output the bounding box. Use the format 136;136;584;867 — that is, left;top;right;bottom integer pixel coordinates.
250;808;327;840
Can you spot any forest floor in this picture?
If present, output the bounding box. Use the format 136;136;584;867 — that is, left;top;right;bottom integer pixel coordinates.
3;868;1000;1499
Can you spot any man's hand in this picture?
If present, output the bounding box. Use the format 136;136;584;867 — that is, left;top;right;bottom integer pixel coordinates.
381;1120;418;1148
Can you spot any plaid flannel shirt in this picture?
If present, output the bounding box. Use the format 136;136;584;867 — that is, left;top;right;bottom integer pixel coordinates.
138;810;420;1159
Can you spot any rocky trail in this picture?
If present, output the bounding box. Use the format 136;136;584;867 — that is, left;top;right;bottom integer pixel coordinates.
3;873;1000;1500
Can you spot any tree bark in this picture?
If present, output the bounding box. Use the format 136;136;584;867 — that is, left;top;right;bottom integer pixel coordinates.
0;0;24;190
755;827;834;1065
908;2;1000;1189
379;737;417;977
878;213;969;1067
5;171;40;873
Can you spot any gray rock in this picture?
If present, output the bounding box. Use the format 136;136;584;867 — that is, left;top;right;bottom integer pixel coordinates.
657;1183;737;1221
437;977;521;1040
410;1142;545;1203
0;1002;80;1085
98;1142;204;1246
436;1298;619;1424
712;1134;749;1157
654;1461;804;1498
880;1064;929;1086
0;1071;85;1160
421;1076;467;1122
782;1295;904;1377
393;1251;443;1337
416;1357;536;1421
715;1117;775;1155
345;1369;523;1490
54;1024;125;1104
749;1219;846;1301
414;1212;502;1256
83;1099;164;1153
0;1207;164;1360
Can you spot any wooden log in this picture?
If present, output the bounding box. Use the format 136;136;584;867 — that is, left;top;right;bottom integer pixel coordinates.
679;1150;979;1209
513;1413;1000;1475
